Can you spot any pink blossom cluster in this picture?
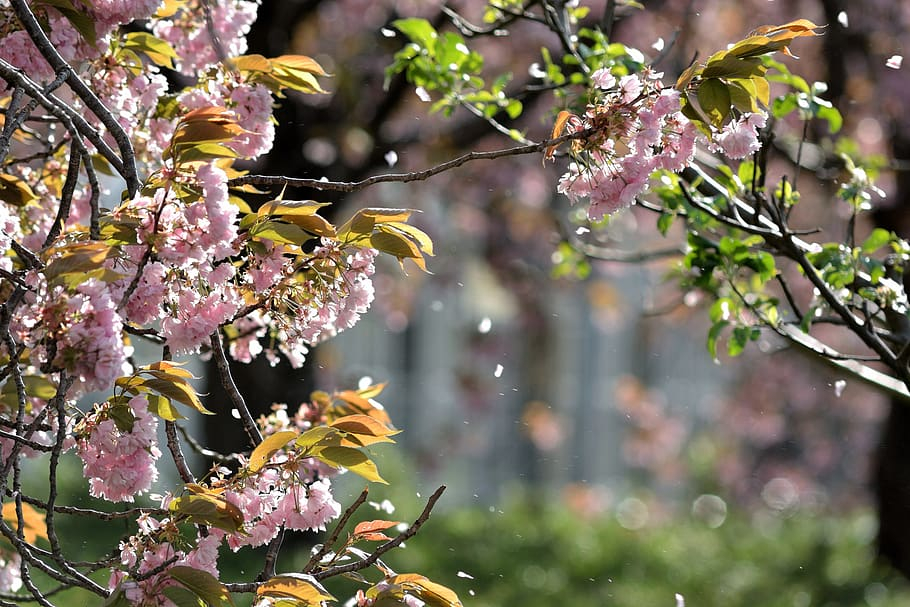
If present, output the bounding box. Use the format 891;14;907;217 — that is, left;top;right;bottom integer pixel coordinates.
110;515;221;606
213;475;341;551
91;63;172;159
151;0;259;77
0;1;162;94
557;69;699;220
264;242;378;368
709;112;768;159
75;395;162;502
21;277;132;394
88;0;165;38
556;68;770;219
0;202;19;273
118;163;244;354
221;241;378;368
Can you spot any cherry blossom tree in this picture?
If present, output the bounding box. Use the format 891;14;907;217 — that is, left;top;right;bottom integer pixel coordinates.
1;0;907;605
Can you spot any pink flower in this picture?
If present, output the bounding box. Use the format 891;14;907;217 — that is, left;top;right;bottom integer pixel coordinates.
590;68;616;90
76;396;162;503
712;112;767;159
276;479;341;532
618;74;642;103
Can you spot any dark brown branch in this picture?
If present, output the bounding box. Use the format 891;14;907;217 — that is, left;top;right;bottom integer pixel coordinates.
209;331;262;447
165;421;196;485
227;130;586;193
9;0;140;195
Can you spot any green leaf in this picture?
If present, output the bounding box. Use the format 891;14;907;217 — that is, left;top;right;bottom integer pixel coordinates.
249;220;314;246
168;566;234;607
146;393;185;422
139;376;212;415
122;32;179;69
702;55;766;80
392;18;438;51
163;586;206;607
816;104;843;133
861;228;892;253
707;321;729;360
696;78;732;127
295;426;340;450
169;494;244;533
34;0;97;46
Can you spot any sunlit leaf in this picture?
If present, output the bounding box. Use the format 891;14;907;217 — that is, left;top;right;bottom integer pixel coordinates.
249;430;298;472
169;494;244;533
256;573;336;605
391;574;463;607
2;501;47;544
316;446;387;483
0;173;38;206
353;519;401;541
696;78;731;127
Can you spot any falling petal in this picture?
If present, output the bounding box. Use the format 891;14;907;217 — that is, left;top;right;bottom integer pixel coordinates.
834;379;846;398
478;317;492;334
494;364;504;378
384;150;398;167
652;37;665;51
886;55;903;69
415;86;431;102
837;11;848;27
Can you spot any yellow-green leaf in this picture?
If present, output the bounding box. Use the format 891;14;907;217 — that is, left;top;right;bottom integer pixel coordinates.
315;446;387;483
0;174;38;206
256;573;336;605
122;32;179;69
169;494;244;533
391;574;463;607
146;393;185;421
696;78;732;128
249;430;298;472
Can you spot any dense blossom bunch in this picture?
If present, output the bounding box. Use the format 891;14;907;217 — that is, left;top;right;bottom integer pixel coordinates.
556;67;769;219
237;241;379;368
75;395;162;502
0;0;439;605
152;0;259;76
110;517;221;606
557;69;699;219
8;274;131;395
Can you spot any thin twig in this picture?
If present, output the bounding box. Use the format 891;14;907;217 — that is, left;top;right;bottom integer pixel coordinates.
228;129;589;193
304;487;370;573
312;485;446;581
